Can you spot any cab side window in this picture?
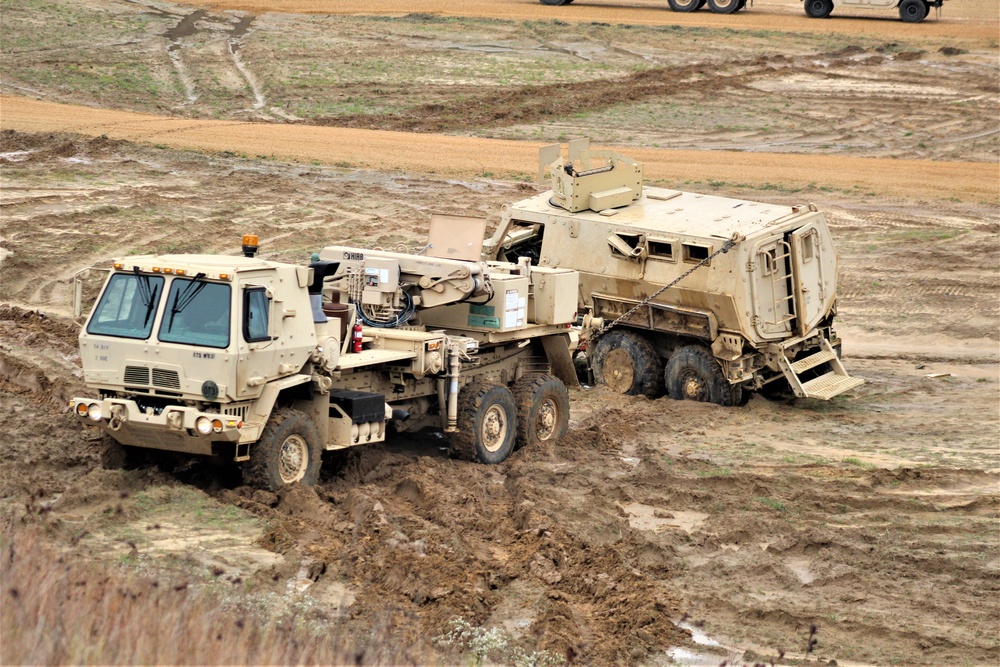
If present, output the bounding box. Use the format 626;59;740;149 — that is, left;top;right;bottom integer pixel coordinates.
243;288;270;342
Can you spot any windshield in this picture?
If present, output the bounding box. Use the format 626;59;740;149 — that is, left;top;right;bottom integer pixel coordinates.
157;277;231;349
87;272;164;340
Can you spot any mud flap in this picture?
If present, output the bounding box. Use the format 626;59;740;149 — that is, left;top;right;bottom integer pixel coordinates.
539;333;580;388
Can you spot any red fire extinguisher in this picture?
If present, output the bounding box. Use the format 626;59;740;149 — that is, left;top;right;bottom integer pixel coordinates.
352;322;363;353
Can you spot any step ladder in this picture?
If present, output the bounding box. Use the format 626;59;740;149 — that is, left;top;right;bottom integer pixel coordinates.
777;337;864;400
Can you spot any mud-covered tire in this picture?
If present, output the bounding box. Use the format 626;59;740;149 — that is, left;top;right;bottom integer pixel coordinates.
450;383;517;464
665;345;743;407
804;0;833;18
668;0;701;11
243;408;322;490
708;0;740;14
99;434;146;470
512;374;570;450
899;0;927;22
591;330;664;398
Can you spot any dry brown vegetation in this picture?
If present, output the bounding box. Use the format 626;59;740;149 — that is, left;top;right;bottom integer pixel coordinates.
1;522;422;665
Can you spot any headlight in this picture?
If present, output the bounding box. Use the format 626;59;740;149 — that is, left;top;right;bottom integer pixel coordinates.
211;419;223;433
76;402;89;417
195;417;213;435
87;404;103;422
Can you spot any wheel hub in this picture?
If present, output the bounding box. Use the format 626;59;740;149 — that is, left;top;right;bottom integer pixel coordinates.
482;405;507;452
536;398;557;441
681;373;708;401
603;349;635;393
278;434;308;483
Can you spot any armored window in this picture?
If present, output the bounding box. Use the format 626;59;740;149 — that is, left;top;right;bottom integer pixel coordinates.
800;230;816;263
243;288;270;343
607;232;644;260
682;243;712;265
647;238;676;262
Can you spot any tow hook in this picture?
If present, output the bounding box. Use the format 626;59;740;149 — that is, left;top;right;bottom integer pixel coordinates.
108;404;126;431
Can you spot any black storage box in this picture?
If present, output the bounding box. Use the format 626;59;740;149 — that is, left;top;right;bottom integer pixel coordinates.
328;389;385;424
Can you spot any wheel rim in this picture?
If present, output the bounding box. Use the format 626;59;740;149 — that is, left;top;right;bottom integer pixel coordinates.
535;397;559;441
679;371;710;401
603;349;635;393
481;404;508;453
278;434;309;483
715;0;736;8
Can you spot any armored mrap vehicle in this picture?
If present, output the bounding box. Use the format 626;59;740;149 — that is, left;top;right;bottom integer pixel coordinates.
484;140;863;406
70;222;579;490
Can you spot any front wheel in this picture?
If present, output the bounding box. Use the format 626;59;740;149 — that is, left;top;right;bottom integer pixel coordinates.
708;0;740;13
665;345;744;407
99;434;146;470
668;0;701;12
451;383;518;464
804;0;833;18
899;0;927;22
243;408;322;490
512;374;570;449
591;329;664;398
539;0;568;5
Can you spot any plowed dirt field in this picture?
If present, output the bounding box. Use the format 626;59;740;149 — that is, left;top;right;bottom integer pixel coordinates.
1;0;998;665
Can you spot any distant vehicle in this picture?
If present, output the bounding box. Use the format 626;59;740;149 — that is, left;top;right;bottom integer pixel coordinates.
804;0;943;22
540;0;748;14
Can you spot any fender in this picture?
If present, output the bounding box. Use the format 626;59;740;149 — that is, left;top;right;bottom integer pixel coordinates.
240;374;312;443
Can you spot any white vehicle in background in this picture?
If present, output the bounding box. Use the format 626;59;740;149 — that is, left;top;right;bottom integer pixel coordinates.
804;0;944;22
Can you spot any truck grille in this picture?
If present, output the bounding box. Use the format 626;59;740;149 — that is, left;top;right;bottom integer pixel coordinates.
152;368;181;389
124;366;150;385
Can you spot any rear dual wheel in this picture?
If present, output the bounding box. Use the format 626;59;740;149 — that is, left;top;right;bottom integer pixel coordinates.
451;383;518;464
513;374;570;449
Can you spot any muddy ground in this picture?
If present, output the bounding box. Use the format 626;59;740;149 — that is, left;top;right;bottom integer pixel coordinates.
1;1;999;665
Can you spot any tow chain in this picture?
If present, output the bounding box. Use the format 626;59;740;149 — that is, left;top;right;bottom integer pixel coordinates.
586;233;742;346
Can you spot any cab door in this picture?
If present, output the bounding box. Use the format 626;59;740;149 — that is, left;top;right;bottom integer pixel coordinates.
789;223;827;337
235;279;279;399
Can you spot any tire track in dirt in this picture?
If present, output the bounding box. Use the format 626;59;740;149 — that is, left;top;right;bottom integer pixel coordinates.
126;1;269;114
3;96;996;203
179;0;999;43
311;47;986;137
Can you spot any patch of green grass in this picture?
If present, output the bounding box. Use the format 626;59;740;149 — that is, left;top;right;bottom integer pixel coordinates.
842;457;876;470
754;496;788;513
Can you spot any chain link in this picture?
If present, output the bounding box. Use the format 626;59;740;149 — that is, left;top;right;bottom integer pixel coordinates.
586;234;741;345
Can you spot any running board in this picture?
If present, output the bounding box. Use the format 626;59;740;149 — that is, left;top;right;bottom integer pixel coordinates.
777;338;864;400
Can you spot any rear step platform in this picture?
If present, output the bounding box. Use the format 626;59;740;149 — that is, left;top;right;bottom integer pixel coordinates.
777;338;864;400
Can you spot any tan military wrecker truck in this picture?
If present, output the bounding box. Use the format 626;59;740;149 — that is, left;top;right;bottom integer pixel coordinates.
485;140;863;406
70;220;579;490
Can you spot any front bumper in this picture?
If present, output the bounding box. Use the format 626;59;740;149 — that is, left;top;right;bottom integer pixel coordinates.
70;397;241;455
